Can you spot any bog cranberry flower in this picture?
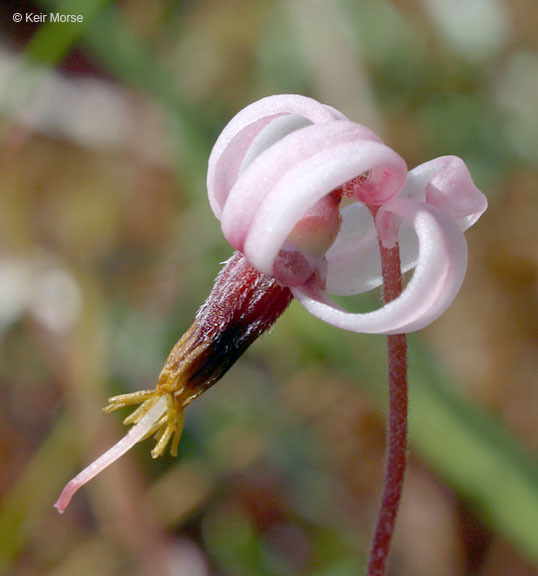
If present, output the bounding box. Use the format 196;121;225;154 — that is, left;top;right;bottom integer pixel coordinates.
56;94;486;575
207;94;487;334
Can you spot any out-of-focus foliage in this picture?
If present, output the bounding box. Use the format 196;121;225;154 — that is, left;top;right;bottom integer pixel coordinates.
0;1;537;575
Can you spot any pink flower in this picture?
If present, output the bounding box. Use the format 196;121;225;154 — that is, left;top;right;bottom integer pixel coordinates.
207;94;487;334
55;94;487;515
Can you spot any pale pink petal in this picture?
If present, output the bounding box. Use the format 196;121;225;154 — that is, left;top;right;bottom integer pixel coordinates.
240;137;407;277
207;94;349;219
54;396;167;513
240;115;313;173
325;203;422;296
220;121;387;253
292;198;468;334
326;155;486;296
402;156;488;230
324;202;382;295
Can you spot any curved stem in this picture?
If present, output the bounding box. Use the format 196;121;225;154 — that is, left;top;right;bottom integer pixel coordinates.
366;208;408;576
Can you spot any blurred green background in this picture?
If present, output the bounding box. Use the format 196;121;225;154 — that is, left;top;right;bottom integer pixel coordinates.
0;0;537;575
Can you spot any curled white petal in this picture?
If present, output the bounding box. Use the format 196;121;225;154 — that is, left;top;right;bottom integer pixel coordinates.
240;114;313;173
325;202;382;295
207;94;348;219
220;120;396;258
241;137;407;276
54;396;167;513
402;156;488;230
325;203;420;296
326;155;487;296
293;198;468;334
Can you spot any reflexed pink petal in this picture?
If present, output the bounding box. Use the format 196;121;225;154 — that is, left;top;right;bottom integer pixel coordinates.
325;202;382;295
325;203;421;296
292;198;468;334
220;121;389;253
207;94;348;219
240;115;313;173
402;156;488;230
241;138;407;276
54;396;167;513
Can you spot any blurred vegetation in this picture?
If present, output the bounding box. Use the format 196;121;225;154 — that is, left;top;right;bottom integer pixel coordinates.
0;1;537;575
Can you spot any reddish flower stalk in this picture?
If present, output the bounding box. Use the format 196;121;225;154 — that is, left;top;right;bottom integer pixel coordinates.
366;206;408;576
